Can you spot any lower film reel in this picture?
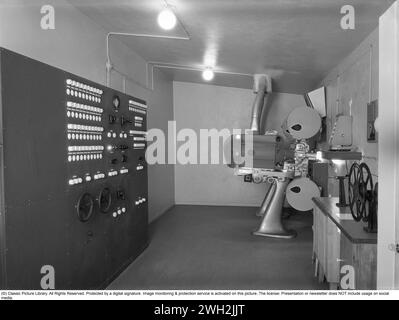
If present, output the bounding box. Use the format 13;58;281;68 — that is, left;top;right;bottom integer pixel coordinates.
286;177;320;212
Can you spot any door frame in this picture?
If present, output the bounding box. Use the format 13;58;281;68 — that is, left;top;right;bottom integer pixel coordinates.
378;0;399;290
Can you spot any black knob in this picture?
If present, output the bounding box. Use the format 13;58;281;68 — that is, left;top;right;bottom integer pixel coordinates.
118;145;129;151
121;155;128;163
120;115;132;127
109;115;117;124
110;158;118;165
117;190;126;201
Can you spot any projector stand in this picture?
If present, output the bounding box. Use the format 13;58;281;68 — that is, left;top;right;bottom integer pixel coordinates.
253;178;297;239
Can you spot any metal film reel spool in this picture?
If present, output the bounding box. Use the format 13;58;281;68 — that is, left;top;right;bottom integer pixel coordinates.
348;163;363;222
284;107;322;140
286;177;321;212
359;163;374;223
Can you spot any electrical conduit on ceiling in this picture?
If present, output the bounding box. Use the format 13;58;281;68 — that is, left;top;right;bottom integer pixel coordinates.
105;1;253;92
105;0;191;91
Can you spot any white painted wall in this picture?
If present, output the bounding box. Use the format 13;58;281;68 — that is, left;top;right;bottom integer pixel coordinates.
173;81;305;207
320;28;379;197
0;0;175;222
320;19;399;289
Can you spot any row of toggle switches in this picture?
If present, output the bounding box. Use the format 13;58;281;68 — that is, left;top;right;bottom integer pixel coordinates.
69;173;105;185
68;153;103;162
108;170;118;177
112;207;127;218
94;173;106;180
67;89;101;103
68;169;130;185
67;102;103;114
68;133;102;141
133;136;146;142
67;124;104;132
129;107;147;115
134;143;146;149
66;79;103;95
66;79;103;103
135;198;147;206
129;100;147;110
67;111;102;122
107;132;128;139
68;146;104;152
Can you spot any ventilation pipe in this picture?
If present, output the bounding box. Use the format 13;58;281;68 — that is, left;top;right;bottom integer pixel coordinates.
250;74;272;134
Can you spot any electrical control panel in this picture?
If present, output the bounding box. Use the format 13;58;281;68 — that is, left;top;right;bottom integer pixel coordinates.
0;48;149;289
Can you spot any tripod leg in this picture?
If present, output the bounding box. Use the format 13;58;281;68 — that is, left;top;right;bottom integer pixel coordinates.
253;178;297;239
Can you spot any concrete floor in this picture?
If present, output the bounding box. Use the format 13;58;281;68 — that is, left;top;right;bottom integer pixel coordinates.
108;206;327;290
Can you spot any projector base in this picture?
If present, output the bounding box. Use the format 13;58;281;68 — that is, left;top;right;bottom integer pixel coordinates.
253;178;297;240
253;230;297;239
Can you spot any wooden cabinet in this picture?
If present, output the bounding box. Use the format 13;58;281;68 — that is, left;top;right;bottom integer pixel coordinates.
313;197;377;290
340;235;377;290
313;204;340;288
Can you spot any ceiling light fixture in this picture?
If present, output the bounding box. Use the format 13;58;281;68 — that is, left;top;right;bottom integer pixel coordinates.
202;68;215;81
158;8;177;30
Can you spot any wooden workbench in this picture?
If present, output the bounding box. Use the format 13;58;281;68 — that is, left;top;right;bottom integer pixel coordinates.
312;197;377;290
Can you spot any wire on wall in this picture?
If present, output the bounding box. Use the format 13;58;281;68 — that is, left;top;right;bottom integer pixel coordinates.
369;44;373;103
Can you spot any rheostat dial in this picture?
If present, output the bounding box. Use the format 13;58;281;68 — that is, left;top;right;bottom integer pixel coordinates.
98;188;113;213
77;193;95;222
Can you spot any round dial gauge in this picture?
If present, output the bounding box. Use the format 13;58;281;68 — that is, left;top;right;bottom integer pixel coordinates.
77;193;94;222
98;187;113;213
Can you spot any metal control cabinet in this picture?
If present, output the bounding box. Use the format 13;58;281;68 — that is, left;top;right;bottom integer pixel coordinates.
0;48;149;290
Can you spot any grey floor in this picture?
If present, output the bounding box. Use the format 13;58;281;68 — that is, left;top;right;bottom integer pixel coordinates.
108;206;327;290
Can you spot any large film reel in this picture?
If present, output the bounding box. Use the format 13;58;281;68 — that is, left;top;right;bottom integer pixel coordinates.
283;107;322;140
286;177;320;212
348;163;374;222
359;163;374;222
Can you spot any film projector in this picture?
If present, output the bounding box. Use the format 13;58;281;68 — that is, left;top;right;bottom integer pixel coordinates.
226;75;322;239
348;162;378;233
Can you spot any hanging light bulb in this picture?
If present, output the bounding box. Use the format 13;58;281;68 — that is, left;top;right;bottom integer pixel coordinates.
158;8;177;30
202;68;215;81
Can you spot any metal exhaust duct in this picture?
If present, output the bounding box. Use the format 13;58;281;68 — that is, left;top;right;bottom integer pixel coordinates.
250;74;272;134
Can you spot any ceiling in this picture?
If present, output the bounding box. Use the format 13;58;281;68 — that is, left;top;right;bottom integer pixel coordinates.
67;0;394;93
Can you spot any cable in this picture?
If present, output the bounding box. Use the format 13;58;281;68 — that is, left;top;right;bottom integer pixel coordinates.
369;44;373;103
163;0;192;40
